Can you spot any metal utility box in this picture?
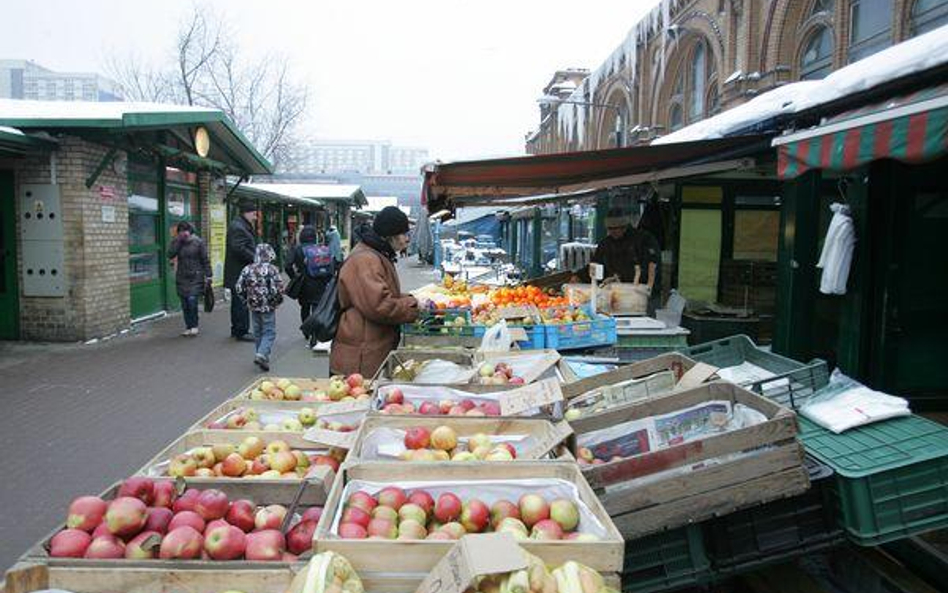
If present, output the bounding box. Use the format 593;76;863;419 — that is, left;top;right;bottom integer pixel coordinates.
19;184;65;296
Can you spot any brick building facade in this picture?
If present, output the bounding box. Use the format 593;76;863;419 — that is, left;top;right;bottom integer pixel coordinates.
527;0;947;154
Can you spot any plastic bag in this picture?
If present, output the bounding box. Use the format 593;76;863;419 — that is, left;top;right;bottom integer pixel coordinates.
413;359;477;384
479;318;512;353
801;369;909;433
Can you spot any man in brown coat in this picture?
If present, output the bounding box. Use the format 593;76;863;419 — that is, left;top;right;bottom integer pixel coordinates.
330;207;419;377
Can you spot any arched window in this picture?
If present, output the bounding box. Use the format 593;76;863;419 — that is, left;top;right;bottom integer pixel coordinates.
911;0;948;35
848;0;892;62
800;26;834;79
689;42;708;121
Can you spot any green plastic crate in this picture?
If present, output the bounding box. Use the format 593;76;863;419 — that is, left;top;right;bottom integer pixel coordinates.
799;415;948;546
678;335;829;409
622;525;712;593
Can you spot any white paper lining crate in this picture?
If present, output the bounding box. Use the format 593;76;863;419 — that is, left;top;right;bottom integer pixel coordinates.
19;480;324;570
134;430;337;505
574;381;809;540
373;348;563;387
190;399;330;433
348;414;574;463
313;461;625;573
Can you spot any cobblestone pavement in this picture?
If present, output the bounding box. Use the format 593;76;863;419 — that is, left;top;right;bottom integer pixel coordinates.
0;256;434;572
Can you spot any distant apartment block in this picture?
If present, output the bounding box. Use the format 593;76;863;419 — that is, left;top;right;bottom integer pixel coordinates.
0;60;123;102
282;140;429;175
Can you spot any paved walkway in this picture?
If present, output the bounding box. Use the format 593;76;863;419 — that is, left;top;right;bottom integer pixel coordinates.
0;257;435;572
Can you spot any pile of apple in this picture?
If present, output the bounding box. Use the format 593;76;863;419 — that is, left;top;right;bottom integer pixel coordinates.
335;487;593;542
48;477;323;560
400;425;517;462
476;362;525;386
248;379;304;401
323;374;370;403
207;406;318;432
575;446;625;467
379;387;502;416
166;437;342;479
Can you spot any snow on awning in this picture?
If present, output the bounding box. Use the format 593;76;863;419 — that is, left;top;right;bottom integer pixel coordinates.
774;82;948;179
424;134;768;212
242;182;368;207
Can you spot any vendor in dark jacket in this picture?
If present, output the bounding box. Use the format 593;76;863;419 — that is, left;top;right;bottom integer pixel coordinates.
224;201;258;341
168;221;211;336
285;225;333;328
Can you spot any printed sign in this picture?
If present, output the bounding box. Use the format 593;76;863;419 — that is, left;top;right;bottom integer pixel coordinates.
209;204;227;287
523;420;574;459
499;377;564;416
317;399;371;417
101;205;116;223
677;363;720;390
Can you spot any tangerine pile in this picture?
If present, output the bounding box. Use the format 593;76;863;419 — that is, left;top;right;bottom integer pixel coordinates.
489;285;570;308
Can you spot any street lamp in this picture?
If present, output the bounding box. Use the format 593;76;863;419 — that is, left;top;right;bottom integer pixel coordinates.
536;96;627;147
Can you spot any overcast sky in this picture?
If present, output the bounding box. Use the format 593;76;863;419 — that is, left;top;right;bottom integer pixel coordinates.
2;0;659;162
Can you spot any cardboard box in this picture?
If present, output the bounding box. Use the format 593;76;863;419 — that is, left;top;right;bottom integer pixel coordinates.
573;381;808;539
348;414;574;463
313;461;624;573
135;431;337;505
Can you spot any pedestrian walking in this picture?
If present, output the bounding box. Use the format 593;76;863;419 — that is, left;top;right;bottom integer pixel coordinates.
235;243;284;371
330;206;419;377
224;201;258;341
285;225;334;330
325;224;343;264
167;221;211;336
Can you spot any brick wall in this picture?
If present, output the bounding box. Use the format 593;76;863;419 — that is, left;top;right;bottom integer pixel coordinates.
13;136;129;341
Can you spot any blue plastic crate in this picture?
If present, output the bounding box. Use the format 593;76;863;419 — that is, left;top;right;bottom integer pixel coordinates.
543;314;618;351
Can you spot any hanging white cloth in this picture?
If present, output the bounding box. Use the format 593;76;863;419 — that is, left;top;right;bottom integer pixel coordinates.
816;203;855;295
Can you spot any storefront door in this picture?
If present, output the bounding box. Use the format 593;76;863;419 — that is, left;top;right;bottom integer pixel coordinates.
0;169;18;339
164;182;200;309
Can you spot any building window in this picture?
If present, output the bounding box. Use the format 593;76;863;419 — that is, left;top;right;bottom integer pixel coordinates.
800;26;835;79
911;0;948;35
689;42;708;120
670;104;684;131
848;0;892;62
811;0;835;15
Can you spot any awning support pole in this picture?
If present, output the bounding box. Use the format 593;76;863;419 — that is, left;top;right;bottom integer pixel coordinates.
85;147;118;188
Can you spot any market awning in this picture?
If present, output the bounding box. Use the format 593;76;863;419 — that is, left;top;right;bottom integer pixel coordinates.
774;83;948;179
242;182;368;207
0;125;58;156
423;135;769;212
227;182;324;208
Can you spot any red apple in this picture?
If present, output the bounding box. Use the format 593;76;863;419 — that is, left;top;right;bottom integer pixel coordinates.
371;505;398;523
152;481;176;509
168;511;205;534
398;503;427;525
195;489;229;521
49;529;92;558
384;388;404;405
225;499;257;533
117;477;155;505
301;506;323;524
286;519;317;555
346;373;364;389
498;442;517;459
347;491;377;514
310;455;341;473
269;451;298;474
144;507;174;534
160;526;204;559
459;399;477;412
404;427;431;450
530;519;564;541
549;498;580;532
518;494;550;528
254;505;287;531
206;518;229;533
85;535;126;559
490;499;520;529
172;489;201;514
250;456;271;475
66;496;108;532
105;497;147;537
125;531;162;559
377;487;407;510
382;403;403;414
460;499;490;533
221;453;248;477
339;522;368;539
366;518;397;539
434;493;462;523
408;491;435;514
341;506;371;528
245;530;285;561
204;524;247;560
419;401;440;416
91;522;111;539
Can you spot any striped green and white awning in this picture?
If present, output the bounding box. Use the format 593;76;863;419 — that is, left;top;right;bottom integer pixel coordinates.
774;83;948;179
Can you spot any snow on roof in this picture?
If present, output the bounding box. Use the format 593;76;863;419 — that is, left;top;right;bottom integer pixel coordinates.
243;182;364;201
365;196;399;211
654;23;948;145
0;98;219;122
0;125;24;136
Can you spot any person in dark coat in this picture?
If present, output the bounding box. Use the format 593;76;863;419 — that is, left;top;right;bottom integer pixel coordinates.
167;221;211;336
224;201;258;341
285;225;333;329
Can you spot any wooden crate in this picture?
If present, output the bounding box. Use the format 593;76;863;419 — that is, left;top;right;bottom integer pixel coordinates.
135;431;337;505
313;461;624;573
230;377;342;401
574;381;809;540
190;399;330;432
374;349;564;387
348;414;573;463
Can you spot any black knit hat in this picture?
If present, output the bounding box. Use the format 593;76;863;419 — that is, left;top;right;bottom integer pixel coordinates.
238;201;257;213
372;206;410;237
